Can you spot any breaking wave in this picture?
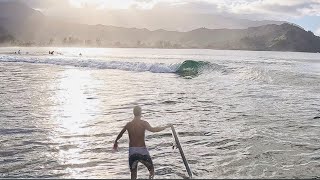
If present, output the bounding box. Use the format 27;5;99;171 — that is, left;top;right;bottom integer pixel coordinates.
0;55;221;76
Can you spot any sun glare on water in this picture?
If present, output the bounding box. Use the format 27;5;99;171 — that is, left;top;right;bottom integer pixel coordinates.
52;68;101;134
47;68;104;178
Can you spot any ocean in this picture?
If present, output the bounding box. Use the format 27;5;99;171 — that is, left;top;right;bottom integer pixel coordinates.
0;47;319;179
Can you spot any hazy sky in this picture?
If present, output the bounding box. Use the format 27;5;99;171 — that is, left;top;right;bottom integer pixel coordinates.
6;0;320;35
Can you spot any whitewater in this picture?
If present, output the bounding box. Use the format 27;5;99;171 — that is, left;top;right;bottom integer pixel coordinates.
0;47;320;179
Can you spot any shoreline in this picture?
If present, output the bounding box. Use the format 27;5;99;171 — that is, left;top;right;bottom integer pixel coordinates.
0;45;319;54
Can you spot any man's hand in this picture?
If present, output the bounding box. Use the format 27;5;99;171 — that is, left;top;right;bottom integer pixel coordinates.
113;141;119;152
166;124;173;128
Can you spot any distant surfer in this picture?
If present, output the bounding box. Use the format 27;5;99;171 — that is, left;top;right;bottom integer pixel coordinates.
18;50;21;54
113;106;172;179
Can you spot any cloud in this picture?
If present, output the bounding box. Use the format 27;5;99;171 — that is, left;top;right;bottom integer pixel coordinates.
229;0;320;19
145;0;320;21
135;0;153;2
1;0;319;32
2;0;319;19
151;1;220;14
0;0;71;9
25;0;70;8
316;27;320;36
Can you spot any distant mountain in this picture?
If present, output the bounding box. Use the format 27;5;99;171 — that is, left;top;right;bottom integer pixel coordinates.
0;1;320;52
0;26;15;45
0;26;7;34
0;1;45;42
57;10;285;32
0;1;43;19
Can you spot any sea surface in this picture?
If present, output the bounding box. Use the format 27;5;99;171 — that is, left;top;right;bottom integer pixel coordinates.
0;47;320;179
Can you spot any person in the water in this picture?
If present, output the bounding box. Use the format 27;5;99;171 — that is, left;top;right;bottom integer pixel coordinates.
113;106;171;179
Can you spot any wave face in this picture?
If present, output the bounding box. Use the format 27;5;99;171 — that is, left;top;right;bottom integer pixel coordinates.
175;60;224;77
176;60;207;76
0;55;220;76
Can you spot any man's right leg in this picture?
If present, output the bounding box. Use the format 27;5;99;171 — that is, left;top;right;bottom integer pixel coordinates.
131;167;138;179
140;157;154;179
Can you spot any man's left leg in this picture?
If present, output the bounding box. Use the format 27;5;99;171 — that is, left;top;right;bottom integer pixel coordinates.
148;166;154;179
140;156;154;179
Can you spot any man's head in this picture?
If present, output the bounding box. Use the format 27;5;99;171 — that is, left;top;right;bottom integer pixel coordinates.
133;106;142;117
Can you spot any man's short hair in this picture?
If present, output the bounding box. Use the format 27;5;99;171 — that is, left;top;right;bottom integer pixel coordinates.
133;106;142;116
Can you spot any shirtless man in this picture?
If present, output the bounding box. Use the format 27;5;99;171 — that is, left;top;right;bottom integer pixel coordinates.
113;106;171;179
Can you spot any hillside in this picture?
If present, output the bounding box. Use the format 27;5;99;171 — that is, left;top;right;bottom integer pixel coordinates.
58;9;285;32
0;1;319;52
0;27;15;45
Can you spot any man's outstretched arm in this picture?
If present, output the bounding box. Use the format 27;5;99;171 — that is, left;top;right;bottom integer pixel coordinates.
145;122;172;133
113;124;127;151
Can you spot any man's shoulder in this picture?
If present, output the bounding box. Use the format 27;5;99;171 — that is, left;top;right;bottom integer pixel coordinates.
125;121;131;127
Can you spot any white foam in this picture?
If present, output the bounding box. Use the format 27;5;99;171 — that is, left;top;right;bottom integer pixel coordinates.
0;55;180;73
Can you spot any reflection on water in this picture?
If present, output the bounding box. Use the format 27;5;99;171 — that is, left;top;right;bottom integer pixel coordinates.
49;68;102;178
52;69;100;133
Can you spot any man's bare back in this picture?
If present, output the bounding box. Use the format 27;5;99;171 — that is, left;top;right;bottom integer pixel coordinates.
126;120;147;147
